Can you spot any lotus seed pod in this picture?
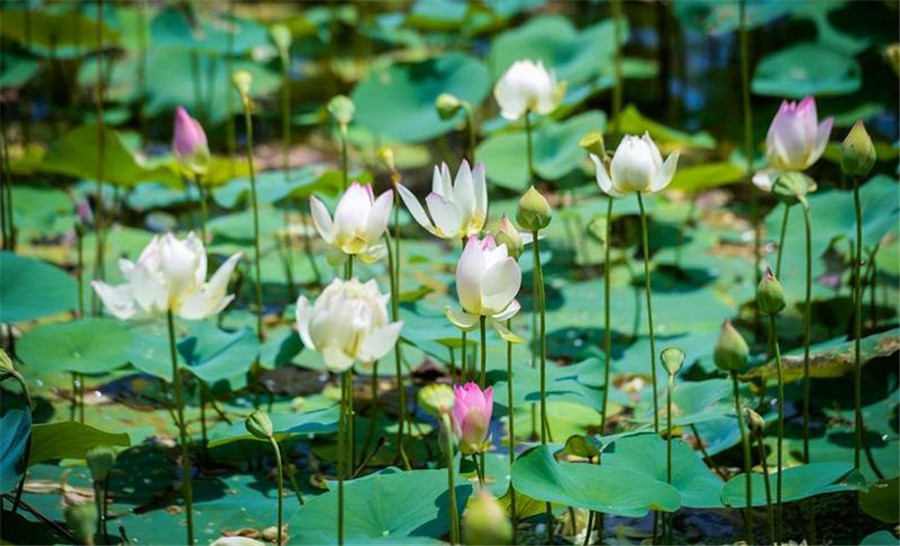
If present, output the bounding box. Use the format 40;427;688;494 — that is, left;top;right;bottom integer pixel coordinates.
516;186;553;232
231;70;253;96
435;93;464;121
757;268;786;315
495;214;524;260
65;502;97;546
745;408;765;433
772;171;815;205
661;347;686;376
841;120;876;178
245;410;274;440
418;384;455;417
579;130;606;157
462;488;513;545
85;446;117;482
327;95;355;126
714;319;750;373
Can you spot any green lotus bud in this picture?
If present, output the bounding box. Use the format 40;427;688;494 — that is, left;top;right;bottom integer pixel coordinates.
435;93;464;121
744;408;765;433
757;268;786;315
65;502;97;545
772;171;814;205
418;384;455;417
660;347;685;376
516;186;552;232
841;120;876;178
327;95;355;126
376;146;396;173
231;70;253;97
85;446;116;482
579;130;606;157
495;214;524;260
713;319;750;373
245;410;274;440
462;488;513;546
270;24;292;54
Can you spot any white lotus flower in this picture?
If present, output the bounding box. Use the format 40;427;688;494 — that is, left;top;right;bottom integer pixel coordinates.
310;182;392;265
91;232;241;321
445;235;521;333
753;96;833;192
295;278;403;373
396;160;488;241
493;60;565;121
590;132;680;197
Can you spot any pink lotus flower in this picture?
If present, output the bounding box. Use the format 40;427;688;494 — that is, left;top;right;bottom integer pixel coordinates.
172;107;210;174
451;383;493;455
445;235;521;331
753;96;833;192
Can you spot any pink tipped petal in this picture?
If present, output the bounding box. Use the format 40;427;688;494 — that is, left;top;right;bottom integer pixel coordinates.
810;117;834;166
480;257;522;314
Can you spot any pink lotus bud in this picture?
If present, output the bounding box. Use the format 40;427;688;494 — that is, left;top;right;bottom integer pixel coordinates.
172;107;210;175
765;96;833;172
451;382;493;455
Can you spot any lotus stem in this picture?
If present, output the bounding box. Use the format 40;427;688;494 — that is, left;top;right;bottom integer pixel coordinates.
666;373;675;545
775;205;790;278
479;316;487;388
91;0;107;316
240;103;264;341
852;176;863;474
340;125;349;191
195;173;207;244
338;372;346;546
463;103;476;163
739;0;761;326
531;229;552;542
600;197;613;432
279;49;297;302
506;317;518;543
636;194;660;433
442;413;460;545
611;0;623;132
225;0;236;159
801;200;812;464
387;195;410;469
167;310;194;545
768;314;784;542
755;426;775;544
267;436;284;546
524;109;534;179
733;372;753;545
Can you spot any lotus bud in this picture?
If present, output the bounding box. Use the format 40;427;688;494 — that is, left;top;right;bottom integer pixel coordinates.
660;347;685;377
435;93;465;121
713;319;750;373
495;214;524;260
85;446;116;483
65;502;97;545
745;407;765;433
418;384;455;417
757;268;786;315
516;186;552;232
245;410;274;440
231;70;253;97
327;95;355;126
772;171;814;206
172;107;210;175
841;120;876;178
463;488;513;545
451;383;493;455
579;130;606;158
270;24;292;54
376;146;396;174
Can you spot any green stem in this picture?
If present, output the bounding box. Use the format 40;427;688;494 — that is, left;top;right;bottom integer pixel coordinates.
167;310;194;545
94;481;105;540
769;314;784;543
636;194;659;433
600;198;613;432
666;374;674;545
442;414;460;545
463;103;476;163
77;227;85;317
740;0;760;313
241;105;264;342
338;372;346;546
611;0;623;133
524;110;534;179
775;205;790;278
852;176;863;474
733;372;752;545
479;316;486;388
461;330;468;383
531;229;552;543
386;227;410;470
506;317;517;543
91;0;107;316
756;429;775;545
268;436;284;546
280;48;296;301
195;173;207;244
801;201;812;464
225;0;236;159
340;125;349;191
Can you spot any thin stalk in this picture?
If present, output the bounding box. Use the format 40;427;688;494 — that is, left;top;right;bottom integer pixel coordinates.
524;110;534;178
337;372;346;546
611;0;624;132
531;229;552;543
636;194;659;433
241;105;264;340
280;45;296;302
463;103;476;162
77;227;85;316
345;358;356;471
199;386;209;464
195;173;207;243
92;0;107;316
102;477;110;543
740;0;761;317
733;372;753;545
190;50;203;122
769;314;784;543
852;176;863;473
389;191;410;469
755;429;775;545
479;316;487;387
506;317;517;543
79;374;85;423
801;201;812;463
93;480;105;540
442;413;460;545
461;330;468;383
137;0;148;146
167;310;194;545
775;206;790;278
225;0;236;159
267;436;284;546
473;455;485;486
340;126;349;191
690;424;727;480
666;374;675;545
600;198;613;432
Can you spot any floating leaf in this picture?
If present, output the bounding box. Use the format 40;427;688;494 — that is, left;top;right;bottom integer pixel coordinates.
721;462;865;507
669;160;746;193
860;477;899;523
752;42;862;98
208;406;339;448
18;318;132;375
0;251;77;324
0;409;31;494
617;105;715;150
862;530;900;545
28;421;130;466
0;8;119;52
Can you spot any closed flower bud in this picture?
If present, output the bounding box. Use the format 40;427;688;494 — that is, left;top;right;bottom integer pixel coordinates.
451;383;493;455
714;319;750;373
841;120;876;178
591;133;679;197
745;408;765;433
495;214;524;260
493;59;564;121
418;384;455;417
757;268;786;315
172;107;210;175
86;446;116;482
376;146;396;173
463;488;513;545
231;70;253;97
516;186;552;232
435;93;464;120
579;130;606;158
327;95;355;126
245;410;274;440
661;347;685;376
270;24;292;54
65;503;97;546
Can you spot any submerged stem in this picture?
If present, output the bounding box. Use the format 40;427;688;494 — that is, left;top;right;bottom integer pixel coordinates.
636;194;659;433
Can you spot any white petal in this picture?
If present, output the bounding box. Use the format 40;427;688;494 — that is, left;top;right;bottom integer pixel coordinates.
752;170;778;193
456;236;486;314
333;183;370;239
444;306;480;331
452;160;476;226
322;346;355;373
91;281;138;320
590;153;623;198
480;257;521;314
176;252;242;320
648;151;679;194
491;317;524;343
357;321;403;362
295;296;316;351
310;196;335;244
396;183;436;234
472;162;488;222
358;243;387;264
425;193;462;239
491;299;522;322
809;117;833;167
363;190;392;243
642;132;664;170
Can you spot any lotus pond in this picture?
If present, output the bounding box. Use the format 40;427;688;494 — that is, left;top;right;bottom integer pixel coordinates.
0;1;899;545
